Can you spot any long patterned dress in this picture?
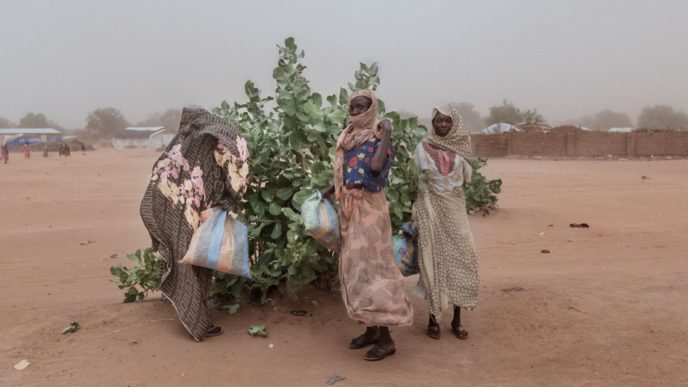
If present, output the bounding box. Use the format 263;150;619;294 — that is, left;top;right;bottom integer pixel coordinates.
336;139;413;326
412;141;479;321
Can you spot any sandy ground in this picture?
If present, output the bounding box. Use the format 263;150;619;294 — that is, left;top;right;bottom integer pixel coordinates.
0;149;686;387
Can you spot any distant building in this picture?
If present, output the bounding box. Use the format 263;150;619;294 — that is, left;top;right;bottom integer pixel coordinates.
608;127;634;133
0;128;63;148
482;123;521;134
112;127;175;149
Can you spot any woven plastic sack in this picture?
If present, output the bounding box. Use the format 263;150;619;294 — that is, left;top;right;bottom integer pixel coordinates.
180;208;251;278
301;191;340;250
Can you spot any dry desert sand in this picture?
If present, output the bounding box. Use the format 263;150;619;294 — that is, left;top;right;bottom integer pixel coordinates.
1;150;687;386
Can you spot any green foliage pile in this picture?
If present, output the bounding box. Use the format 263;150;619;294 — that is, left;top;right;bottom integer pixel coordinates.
466;158;502;214
110;248;161;303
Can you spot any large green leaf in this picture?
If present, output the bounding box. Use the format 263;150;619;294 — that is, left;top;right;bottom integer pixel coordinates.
260;189;274;203
270;223;283;239
292;189;313;210
289;131;308;148
327;109;347;123
268;202;283;216
275;187;293;200
282;207;300;222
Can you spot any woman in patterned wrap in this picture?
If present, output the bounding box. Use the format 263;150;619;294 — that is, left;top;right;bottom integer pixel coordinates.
412;104;479;340
140;107;249;341
321;89;413;361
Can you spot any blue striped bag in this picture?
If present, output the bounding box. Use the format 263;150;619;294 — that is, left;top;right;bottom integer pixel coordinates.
301;191;340;250
180;208;251;278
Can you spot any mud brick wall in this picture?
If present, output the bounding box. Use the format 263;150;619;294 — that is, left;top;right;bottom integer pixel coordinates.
634;132;688;156
471;131;688;157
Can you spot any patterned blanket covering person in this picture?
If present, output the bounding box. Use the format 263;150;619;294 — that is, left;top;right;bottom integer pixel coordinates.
140;107;249;341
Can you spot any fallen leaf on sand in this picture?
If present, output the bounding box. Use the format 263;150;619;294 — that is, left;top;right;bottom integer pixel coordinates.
570;223;589;228
326;375;346;385
501;287;526;293
62;321;81;334
567;305;587;314
14;359;30;370
248;324;267;337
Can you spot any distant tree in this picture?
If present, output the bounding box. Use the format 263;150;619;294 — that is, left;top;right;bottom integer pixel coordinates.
0;116;15;128
521;108;547;126
637;105;688;130
485;100;525;126
19;112;50;128
86;107;129;138
138;108;182;132
579;110;633;130
451;102;484;132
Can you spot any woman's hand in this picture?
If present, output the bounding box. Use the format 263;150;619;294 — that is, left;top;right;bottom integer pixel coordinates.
371;120;393;176
378;119;392;139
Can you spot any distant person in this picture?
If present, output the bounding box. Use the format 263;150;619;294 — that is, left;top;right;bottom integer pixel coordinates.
140;107;249;341
63;144;71;157
321;89;413;361
1;144;8;164
23;143;30;159
80;142;86;155
412;105;479;341
43;144;49;158
1;134;22;164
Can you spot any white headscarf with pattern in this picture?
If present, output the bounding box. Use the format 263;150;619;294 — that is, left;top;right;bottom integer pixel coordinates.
426;104;473;160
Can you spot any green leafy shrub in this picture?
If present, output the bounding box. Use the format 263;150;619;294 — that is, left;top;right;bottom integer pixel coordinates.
210;37;501;301
110;248;161;303
466;158;502;214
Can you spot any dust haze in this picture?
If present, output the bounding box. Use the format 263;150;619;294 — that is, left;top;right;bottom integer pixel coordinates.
1;0;687;129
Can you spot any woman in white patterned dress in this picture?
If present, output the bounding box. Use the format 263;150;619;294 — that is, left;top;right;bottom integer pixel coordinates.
412;104;479;340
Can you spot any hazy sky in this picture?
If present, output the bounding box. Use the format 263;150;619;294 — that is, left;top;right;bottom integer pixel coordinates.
2;0;687;128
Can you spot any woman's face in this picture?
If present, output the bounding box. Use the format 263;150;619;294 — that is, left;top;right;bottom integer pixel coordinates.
349;96;372;117
432;112;453;137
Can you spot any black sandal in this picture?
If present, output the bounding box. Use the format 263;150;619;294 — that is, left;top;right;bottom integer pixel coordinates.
364;342;396;361
349;329;379;349
206;324;224;338
451;323;468;340
427;323;441;339
427;314;441;340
